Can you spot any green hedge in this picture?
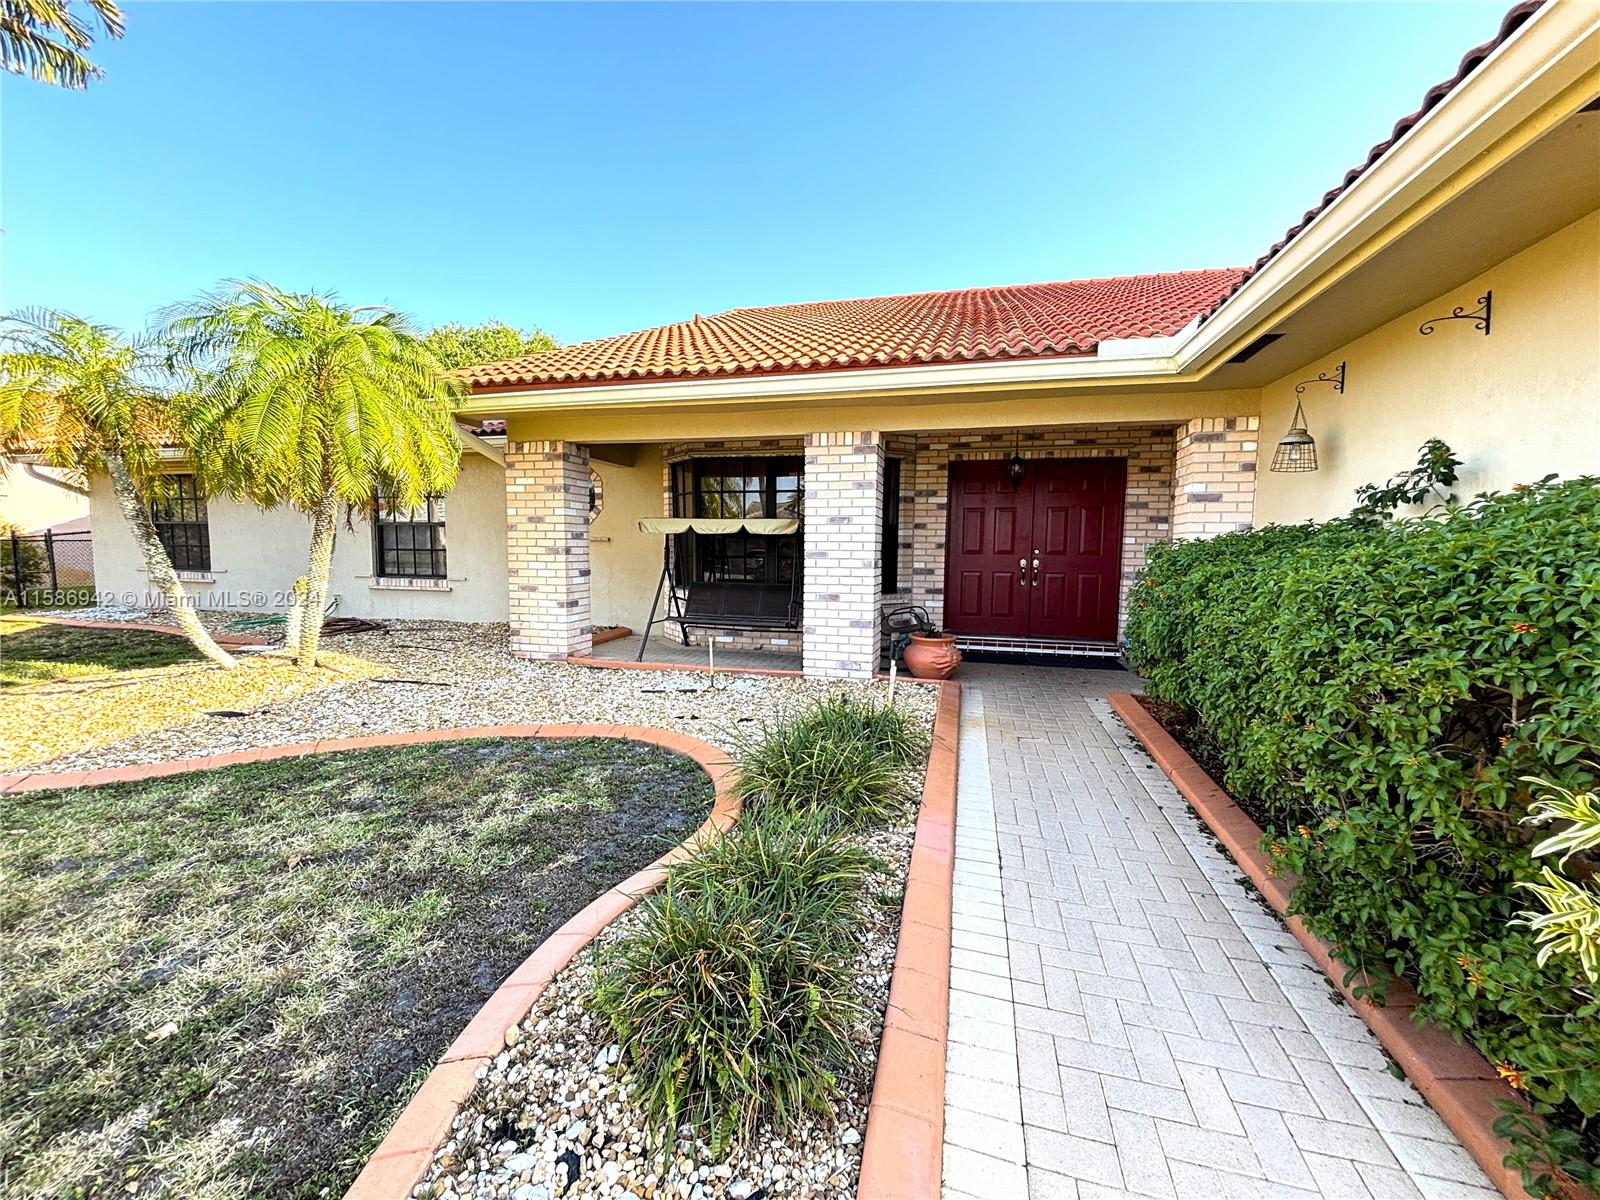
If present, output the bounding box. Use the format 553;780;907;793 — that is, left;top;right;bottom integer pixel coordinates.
1125;477;1600;1120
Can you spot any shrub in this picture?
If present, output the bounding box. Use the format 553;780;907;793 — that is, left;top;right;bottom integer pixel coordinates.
589;811;870;1150
1125;477;1600;1122
734;694;929;828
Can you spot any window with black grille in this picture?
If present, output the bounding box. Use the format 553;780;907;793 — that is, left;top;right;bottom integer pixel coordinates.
670;457;802;585
374;496;447;579
150;474;211;572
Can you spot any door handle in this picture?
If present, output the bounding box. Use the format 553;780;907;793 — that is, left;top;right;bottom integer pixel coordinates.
1032;553;1041;587
1019;558;1029;586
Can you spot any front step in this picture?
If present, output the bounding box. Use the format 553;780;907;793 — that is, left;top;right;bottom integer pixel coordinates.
951;634;1123;659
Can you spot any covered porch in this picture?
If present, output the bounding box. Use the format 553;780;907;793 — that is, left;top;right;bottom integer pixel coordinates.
503;418;1260;680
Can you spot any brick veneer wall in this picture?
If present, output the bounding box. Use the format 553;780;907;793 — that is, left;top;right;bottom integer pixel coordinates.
802;431;884;679
642;421;1253;661
1172;417;1259;538
506;440;593;659
906;426;1177;637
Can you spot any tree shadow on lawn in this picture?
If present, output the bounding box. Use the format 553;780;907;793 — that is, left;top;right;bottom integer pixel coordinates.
0;736;711;1199
0;621;203;688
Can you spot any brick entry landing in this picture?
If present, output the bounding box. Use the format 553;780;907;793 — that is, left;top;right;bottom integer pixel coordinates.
943;664;1496;1200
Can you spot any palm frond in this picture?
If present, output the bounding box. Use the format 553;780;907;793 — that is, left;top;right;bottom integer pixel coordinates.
0;308;175;481
1;0;124;88
164;281;463;515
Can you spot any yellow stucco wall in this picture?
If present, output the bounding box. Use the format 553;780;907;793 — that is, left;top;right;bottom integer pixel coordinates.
587;446;666;629
1255;211;1600;525
87;455;510;621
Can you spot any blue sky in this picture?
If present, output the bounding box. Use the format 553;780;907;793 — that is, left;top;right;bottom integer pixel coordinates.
4;1;1504;345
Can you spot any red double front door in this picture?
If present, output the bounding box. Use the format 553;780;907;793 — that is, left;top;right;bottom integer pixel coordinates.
943;458;1127;643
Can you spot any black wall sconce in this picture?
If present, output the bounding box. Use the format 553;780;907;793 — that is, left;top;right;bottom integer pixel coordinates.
1419;289;1492;337
1007;435;1026;490
1272;361;1345;474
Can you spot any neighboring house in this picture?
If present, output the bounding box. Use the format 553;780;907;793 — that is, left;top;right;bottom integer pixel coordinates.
79;0;1598;678
0;460;90;534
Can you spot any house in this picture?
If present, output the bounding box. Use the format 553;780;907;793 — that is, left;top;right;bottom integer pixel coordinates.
1;461;89;535
80;0;1598;679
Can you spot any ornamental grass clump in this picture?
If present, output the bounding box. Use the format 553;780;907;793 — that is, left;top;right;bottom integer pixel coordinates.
734;694;929;828
589;811;870;1151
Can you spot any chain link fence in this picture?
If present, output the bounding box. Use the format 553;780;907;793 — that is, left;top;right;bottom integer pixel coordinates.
2;530;96;607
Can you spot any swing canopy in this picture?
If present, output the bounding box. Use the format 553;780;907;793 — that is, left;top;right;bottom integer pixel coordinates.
636;517;801;536
632;516;803;660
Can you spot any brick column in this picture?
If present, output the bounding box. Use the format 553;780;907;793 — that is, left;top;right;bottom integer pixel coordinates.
1172;417;1259;539
505;440;592;659
802;431;883;680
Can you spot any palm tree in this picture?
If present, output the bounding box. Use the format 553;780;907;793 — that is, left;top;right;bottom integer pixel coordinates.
1;0;125;89
164;281;463;669
0;310;237;667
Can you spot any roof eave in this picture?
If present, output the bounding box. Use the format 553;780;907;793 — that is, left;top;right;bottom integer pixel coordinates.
1176;0;1597;374
458;347;1191;413
459;0;1597;417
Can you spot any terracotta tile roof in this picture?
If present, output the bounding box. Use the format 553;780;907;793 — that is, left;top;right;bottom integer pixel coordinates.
464;3;1544;391
462;268;1249;390
1199;0;1545;323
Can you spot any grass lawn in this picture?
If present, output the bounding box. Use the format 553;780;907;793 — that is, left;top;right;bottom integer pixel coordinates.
0;618;202;688
0;737;711;1199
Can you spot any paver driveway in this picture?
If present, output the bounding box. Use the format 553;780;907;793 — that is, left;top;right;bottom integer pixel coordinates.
942;664;1498;1200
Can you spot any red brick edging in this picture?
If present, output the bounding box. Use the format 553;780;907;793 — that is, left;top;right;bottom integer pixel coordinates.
0;724;739;1200
2;695;965;1200
570;651;947;687
589;625;633;648
1108;692;1572;1200
857;680;961;1200
570;652;806;678
2;614;272;648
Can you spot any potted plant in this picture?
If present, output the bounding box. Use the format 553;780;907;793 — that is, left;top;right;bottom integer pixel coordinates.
902;627;961;679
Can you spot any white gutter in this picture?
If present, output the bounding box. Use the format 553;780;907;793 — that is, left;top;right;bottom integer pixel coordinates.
458;427;506;467
460;348;1183;412
23;463;90;496
1175;0;1596;374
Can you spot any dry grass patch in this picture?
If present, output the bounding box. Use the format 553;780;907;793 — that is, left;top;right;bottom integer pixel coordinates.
0;736;712;1199
0;619;382;771
0;619;203;687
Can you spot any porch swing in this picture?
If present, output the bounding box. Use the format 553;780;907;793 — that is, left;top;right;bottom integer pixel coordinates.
634;517;802;661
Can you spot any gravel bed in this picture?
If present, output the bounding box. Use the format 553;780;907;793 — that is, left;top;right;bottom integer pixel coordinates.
36;621;938;772
19;616;938;1196
418;814;915;1200
29;604;277;635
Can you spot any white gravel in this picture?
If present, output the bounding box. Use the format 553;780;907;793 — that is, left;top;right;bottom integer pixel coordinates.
26;616;937;1197
417;818;914;1200
35;620;938;772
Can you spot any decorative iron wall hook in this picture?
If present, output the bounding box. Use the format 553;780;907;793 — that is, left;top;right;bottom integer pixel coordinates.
1419;290;1491;337
1274;361;1343;474
1294;360;1346;399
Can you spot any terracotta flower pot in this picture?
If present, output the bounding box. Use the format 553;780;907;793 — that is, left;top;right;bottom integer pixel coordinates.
902;633;961;680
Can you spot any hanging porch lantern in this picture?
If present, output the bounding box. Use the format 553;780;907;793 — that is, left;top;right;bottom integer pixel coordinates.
1007;434;1026;490
1271;399;1318;473
1272;361;1342;473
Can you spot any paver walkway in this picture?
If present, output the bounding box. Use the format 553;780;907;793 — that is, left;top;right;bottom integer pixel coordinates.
942;664;1498;1200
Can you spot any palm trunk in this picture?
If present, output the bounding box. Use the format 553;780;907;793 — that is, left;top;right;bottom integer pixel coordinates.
293;489;339;670
105;454;237;669
283;577;306;652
